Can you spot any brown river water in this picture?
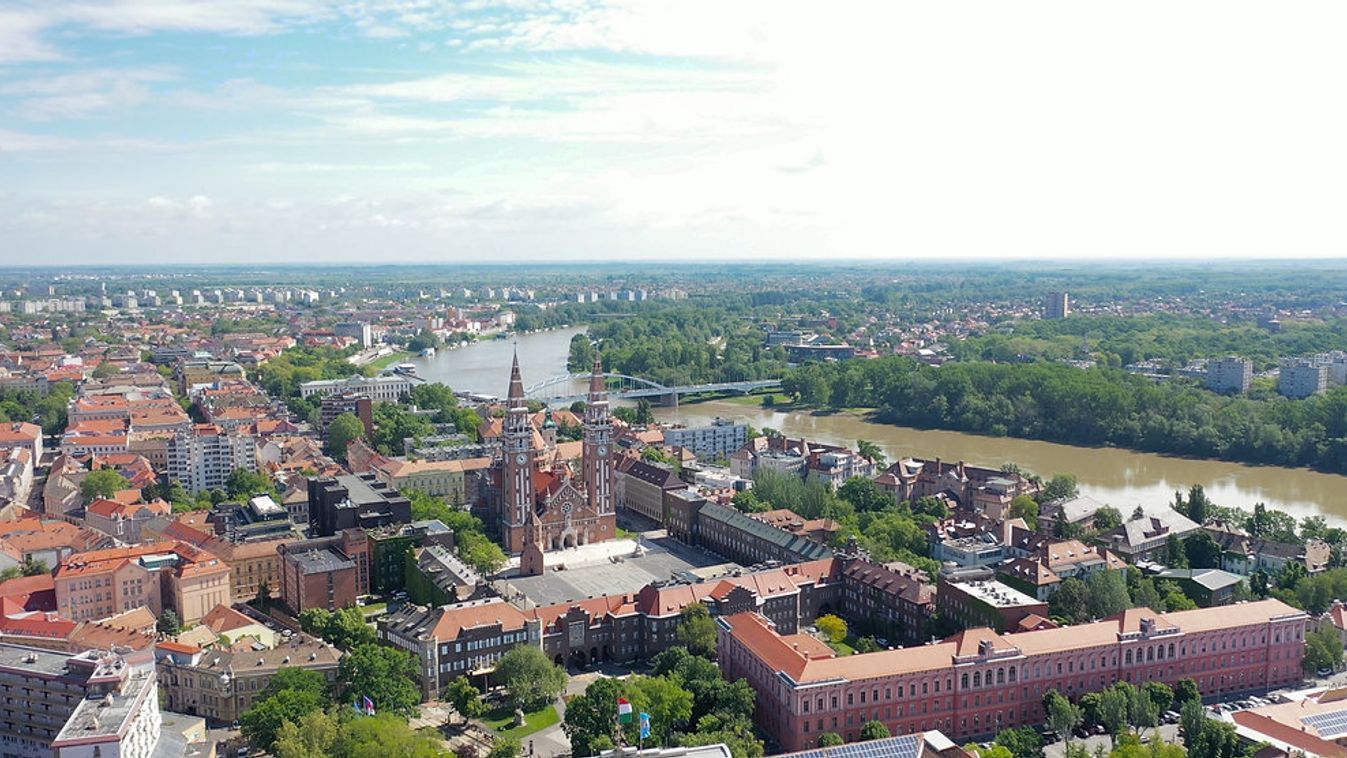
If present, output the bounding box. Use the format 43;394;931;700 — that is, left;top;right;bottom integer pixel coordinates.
656;401;1347;525
412;326;1347;524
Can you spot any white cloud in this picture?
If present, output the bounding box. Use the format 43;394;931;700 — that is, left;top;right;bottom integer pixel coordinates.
2;67;177;120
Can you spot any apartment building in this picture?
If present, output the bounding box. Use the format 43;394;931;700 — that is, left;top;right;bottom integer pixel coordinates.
0;645;169;758
663;418;747;459
1206;356;1253;394
54;541;231;625
156;635;340;724
278;530;369;613
166;424;258;494
0;422;43;464
719;599;1308;751
1280;360;1329;399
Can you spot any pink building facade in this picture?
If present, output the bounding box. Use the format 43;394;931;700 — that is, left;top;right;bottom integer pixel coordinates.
718;599;1308;752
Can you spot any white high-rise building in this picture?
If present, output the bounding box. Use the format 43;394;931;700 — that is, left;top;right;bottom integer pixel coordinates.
167;425;258;493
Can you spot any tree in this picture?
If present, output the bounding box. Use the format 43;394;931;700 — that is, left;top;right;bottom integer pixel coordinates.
1086;570;1131;619
226;468;275;499
19;557;47;577
1044;691;1082;744
1250;570;1270;598
1183;531;1222;569
1049;578;1091;624
816;614;848;644
263;667;328;701
563;677;626;758
92;361;119;379
1189;718;1241;758
447;676;486;723
837;477;892;513
628;674;694;745
333;712;448;757
326;413;366;461
818;733;844;747
1094;506;1123;531
856;439;887;467
241;688;325;751
81;467;129;500
568;335;595;373
1179;699;1205;746
1304;625;1343;674
1126;683;1158;731
254;579;272;609
994;727;1044;758
1041;474;1079;503
337;643;421;717
458;532;507;576
860;720;891;741
1009;496;1039;529
1097;686;1131;746
676;603;718;659
1166;534;1190;568
1182;485;1212;525
1144;682;1174;715
157;609;182;636
487;735;521;758
272;708;337;758
494;645;566;711
1173;679;1200;708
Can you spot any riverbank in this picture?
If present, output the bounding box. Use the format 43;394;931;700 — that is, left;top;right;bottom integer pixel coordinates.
368;351;412;371
653;399;1347;523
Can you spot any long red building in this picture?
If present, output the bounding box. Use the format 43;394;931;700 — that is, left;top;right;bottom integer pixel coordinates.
718;599;1308;752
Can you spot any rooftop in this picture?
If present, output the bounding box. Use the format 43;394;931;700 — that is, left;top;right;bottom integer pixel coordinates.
504;533;728;607
948;579;1043;608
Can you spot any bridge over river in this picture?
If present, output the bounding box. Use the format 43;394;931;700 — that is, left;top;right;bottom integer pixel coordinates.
524;372;780;406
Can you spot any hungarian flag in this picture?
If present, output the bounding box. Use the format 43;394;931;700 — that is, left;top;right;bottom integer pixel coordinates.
617;697;633;724
363;695;376;716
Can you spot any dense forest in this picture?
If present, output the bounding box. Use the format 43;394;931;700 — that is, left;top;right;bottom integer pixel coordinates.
570;307;788;387
949;314;1347;369
781;356;1347;474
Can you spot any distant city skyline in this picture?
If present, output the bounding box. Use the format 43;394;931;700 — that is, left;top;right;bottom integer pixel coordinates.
2;1;1346;264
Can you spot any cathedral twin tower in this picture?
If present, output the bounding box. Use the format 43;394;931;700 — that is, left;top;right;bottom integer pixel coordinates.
501;351;617;570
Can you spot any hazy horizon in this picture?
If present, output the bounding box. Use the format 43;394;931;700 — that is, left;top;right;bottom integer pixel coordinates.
3;1;1346;264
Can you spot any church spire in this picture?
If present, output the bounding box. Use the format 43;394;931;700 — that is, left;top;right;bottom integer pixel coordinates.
507;347;526;404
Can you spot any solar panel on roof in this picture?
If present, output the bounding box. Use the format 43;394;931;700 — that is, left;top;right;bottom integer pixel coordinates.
1303;709;1347;738
780;734;921;758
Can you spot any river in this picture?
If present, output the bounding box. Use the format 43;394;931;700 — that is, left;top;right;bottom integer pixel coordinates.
409;326;588;398
411;325;1347;523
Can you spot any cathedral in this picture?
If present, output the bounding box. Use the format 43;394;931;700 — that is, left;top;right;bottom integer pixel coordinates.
498;351;616;570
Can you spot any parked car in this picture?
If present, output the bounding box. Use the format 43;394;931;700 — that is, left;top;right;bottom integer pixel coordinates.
1319;667;1334;677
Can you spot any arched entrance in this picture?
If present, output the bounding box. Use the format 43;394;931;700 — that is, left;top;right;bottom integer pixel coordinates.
569;650;588;669
563;534;576;548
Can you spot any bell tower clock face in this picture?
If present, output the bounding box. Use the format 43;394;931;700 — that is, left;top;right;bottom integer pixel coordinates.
516;453;527;465
597;445;608;457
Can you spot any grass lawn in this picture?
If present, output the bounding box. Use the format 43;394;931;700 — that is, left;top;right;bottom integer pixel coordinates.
483;704;561;738
828;639;855;656
360;602;387;617
368;351;411;371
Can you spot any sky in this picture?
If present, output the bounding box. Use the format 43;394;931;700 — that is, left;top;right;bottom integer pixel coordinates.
1;1;1346;265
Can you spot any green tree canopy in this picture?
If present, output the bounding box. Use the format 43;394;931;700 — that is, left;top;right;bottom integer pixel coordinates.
81;467;129;500
494;645;567;712
337;644;421;717
326;413;367;461
676;602;718;659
